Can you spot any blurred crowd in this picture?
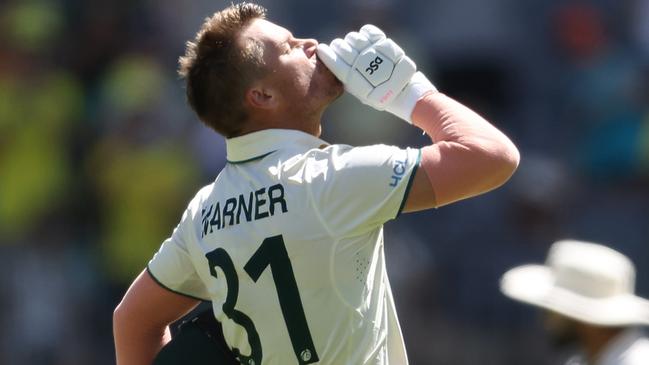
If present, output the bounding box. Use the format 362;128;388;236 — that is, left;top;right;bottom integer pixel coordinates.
0;0;648;364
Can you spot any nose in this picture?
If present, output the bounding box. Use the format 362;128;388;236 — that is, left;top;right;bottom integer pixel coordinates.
301;38;317;48
298;38;318;57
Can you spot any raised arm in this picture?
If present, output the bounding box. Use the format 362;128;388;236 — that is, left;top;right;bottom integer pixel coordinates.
113;270;200;365
403;92;520;211
317;24;519;213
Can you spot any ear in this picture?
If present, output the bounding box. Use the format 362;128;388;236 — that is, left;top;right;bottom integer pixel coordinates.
245;85;278;110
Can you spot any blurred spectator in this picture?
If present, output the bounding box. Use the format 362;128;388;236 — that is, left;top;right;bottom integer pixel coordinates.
0;0;84;241
88;52;200;285
631;0;649;59
551;1;646;183
501;240;649;365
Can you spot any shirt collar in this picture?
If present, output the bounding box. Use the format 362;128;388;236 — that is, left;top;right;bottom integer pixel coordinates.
226;128;328;164
595;328;646;365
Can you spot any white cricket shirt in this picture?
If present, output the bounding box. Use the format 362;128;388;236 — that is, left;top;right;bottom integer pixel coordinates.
148;129;421;365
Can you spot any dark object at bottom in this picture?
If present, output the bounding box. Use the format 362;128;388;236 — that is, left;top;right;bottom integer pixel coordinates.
153;308;239;365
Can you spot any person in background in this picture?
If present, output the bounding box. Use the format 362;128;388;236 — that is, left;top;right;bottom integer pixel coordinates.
501;239;649;365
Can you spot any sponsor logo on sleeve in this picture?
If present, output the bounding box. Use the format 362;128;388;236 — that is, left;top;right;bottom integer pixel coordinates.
389;157;407;187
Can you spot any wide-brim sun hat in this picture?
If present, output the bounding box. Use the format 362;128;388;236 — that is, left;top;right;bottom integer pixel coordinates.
500;239;649;326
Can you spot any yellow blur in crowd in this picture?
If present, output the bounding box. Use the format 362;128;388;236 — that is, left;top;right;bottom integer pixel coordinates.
0;1;201;285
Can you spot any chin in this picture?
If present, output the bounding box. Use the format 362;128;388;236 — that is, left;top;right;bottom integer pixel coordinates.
323;77;344;102
314;61;344;97
327;68;344;90
307;76;343;108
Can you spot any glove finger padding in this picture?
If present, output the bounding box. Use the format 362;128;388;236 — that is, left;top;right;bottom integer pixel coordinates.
373;38;405;64
344;31;371;51
330;38;358;66
316;43;350;82
359;24;386;43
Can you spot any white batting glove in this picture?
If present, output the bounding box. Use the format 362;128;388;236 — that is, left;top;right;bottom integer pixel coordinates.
317;24;436;124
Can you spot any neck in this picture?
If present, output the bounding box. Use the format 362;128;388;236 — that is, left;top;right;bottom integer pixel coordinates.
240;108;324;138
578;325;624;364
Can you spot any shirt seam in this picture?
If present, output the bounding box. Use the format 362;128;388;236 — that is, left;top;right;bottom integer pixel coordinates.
304;153;357;310
226;150;276;164
146;265;210;302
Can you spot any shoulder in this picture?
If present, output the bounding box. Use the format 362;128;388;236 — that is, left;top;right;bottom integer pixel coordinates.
311;143;404;156
304;143;416;169
181;183;215;222
276;143;410;183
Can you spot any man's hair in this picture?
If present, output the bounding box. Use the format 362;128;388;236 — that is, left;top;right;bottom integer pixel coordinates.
179;3;267;138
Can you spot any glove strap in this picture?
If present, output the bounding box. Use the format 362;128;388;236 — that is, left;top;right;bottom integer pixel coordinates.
387;72;437;124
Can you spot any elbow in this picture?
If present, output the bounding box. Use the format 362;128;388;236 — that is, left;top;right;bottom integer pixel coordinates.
418;138;519;207
113;301;128;334
113;299;139;337
500;139;520;178
489;139;520;188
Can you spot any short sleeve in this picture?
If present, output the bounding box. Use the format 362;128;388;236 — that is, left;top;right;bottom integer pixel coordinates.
147;208;210;301
307;144;421;237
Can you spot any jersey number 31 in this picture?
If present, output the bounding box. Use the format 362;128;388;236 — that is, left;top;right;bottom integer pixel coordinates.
206;235;319;365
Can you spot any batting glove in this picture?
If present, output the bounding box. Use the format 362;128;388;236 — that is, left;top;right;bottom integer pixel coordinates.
317;24;436;124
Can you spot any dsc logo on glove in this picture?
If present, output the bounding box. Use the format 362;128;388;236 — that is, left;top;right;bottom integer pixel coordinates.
365;56;383;75
355;49;393;87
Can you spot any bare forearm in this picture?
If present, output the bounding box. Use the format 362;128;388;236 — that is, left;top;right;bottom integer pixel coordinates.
112;270;201;365
412;92;520;207
114;307;171;365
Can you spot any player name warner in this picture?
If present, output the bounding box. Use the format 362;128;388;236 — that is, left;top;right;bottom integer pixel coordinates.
201;183;288;237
